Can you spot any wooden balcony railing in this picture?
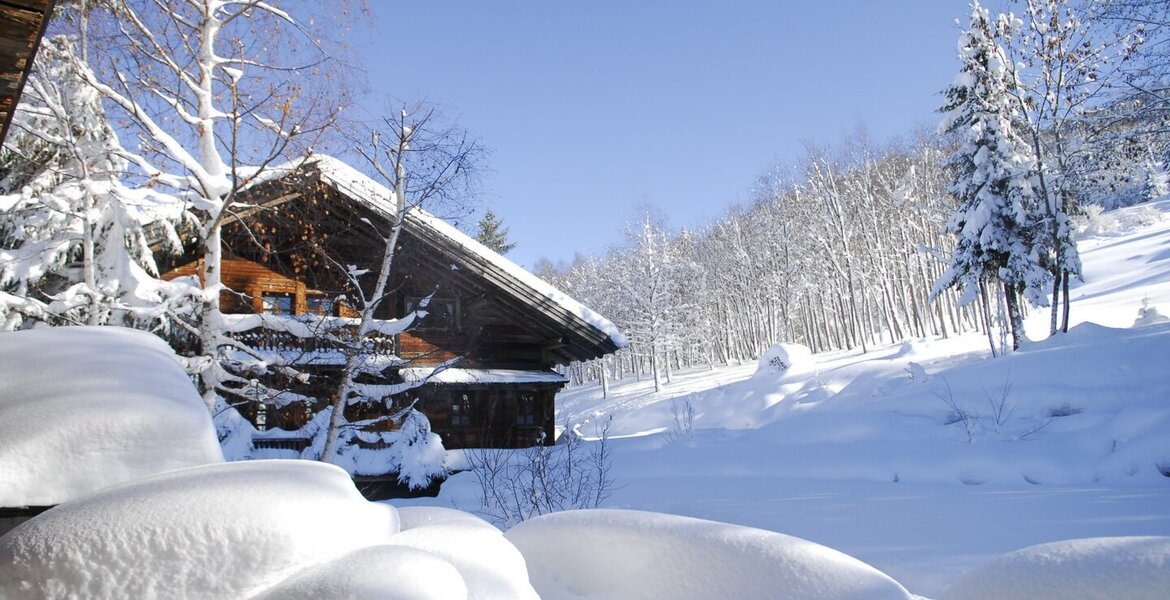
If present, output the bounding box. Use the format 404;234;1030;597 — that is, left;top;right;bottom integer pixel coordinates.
231;328;396;359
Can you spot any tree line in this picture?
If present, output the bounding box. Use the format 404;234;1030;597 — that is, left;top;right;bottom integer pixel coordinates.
541;0;1170;391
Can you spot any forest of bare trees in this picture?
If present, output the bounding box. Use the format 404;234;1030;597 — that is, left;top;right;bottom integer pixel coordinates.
543;0;1170;389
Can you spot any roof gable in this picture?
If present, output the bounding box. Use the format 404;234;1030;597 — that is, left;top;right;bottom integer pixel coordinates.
238;155;627;363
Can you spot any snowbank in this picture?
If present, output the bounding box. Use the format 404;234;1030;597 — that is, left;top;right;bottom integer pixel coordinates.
0;326;222;507
945;536;1170;600
505;509;913;600
396;507;540;600
0;461;540;599
251;545;469;600
0;461;397;598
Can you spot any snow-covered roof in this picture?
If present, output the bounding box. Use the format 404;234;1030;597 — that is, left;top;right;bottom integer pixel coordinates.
399;367;569;385
305;155;629;354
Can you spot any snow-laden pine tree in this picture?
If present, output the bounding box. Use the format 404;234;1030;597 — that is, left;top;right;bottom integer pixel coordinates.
475;209;517;254
933;1;1052;352
0;35;189;331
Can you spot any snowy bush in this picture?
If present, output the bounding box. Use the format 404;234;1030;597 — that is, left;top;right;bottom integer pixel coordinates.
755;343;814;378
1076;203;1164;239
1134;297;1169;327
945;536;1170;600
505;509;914;600
389;408;449;490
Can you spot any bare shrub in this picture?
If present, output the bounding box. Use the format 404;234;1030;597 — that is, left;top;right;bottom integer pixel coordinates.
465;417;616;528
663;398;695;444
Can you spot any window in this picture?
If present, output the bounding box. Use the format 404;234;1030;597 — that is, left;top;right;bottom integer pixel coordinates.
255;403;269;432
451;393;473;427
261;293;293;315
516;393;537;426
306;295;334;316
406;297;458;331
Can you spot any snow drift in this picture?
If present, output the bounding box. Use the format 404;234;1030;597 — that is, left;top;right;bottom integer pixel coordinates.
505;509;914;600
0;461;539;600
0;326;222;507
0;461;397;598
945;536;1170;600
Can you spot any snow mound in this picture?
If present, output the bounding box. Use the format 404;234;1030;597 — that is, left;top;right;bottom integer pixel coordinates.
252;545;469;600
0;326;223;507
0;461;398;599
755;343;815;378
1134;303;1169;327
505;509;913;600
394;507;540;600
945;536;1170;600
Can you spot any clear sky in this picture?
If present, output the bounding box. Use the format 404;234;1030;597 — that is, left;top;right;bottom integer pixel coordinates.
354;1;977;269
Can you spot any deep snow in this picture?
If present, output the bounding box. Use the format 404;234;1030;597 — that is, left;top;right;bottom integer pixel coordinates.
0;326;223;507
0;461;538;599
506;509;913;600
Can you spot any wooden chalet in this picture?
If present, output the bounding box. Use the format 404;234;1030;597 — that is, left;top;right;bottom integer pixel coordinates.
157;156;626;453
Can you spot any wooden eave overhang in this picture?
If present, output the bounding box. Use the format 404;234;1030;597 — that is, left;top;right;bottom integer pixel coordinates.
400;209;623;364
0;0;55;147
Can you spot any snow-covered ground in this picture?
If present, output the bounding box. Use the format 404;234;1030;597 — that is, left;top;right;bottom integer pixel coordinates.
2;202;1169;599
411;200;1170;598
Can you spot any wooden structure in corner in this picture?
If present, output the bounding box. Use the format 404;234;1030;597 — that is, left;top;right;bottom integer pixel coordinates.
0;0;55;147
157;156;626;450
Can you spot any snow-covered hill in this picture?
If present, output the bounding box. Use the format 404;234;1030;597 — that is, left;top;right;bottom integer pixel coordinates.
423;200;1170;597
555;200;1170;485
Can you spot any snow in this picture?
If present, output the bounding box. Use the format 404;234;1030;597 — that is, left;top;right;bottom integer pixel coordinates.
0;326;223;507
252;545;469;600
0;461;538;600
394;507;540;600
505;509;913;600
0;461;396;598
945;536;1170;600
399;367;569;385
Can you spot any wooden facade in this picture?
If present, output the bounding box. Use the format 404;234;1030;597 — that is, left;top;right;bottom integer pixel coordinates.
158;157;624;453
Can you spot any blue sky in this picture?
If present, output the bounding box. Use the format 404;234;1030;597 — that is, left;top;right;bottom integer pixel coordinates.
354;1;974;269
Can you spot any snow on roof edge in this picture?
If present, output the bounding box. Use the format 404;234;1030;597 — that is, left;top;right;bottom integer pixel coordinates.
399;367;569;385
305;155;629;350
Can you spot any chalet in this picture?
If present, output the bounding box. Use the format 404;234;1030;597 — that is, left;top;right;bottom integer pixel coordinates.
157;156;627;458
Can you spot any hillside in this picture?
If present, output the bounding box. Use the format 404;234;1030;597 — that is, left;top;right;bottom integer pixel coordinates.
423;200;1170;597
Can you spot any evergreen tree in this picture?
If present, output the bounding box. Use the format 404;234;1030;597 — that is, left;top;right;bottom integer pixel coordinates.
0;36;185;330
933;1;1052;352
475;209;517;254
